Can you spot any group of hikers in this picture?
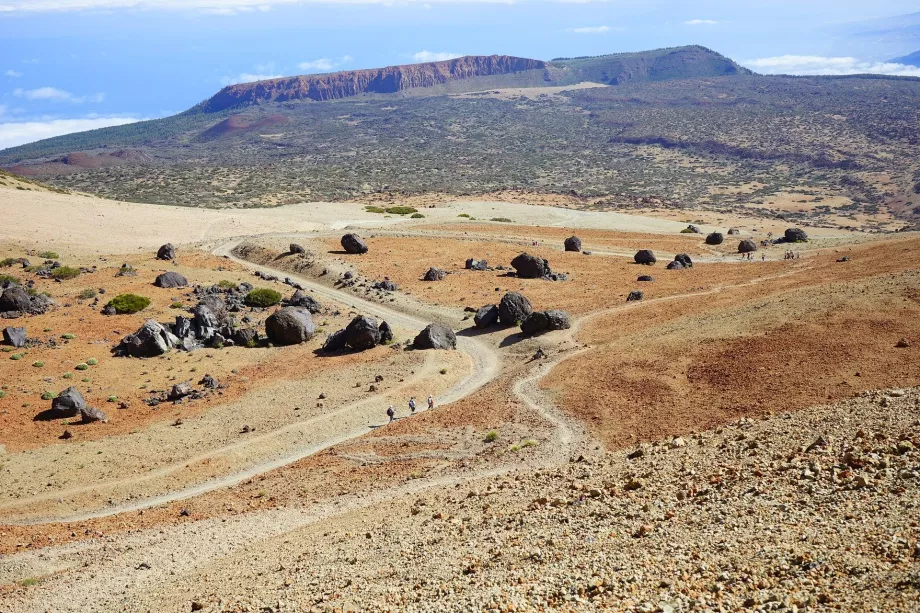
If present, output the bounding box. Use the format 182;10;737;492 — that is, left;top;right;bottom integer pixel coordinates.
386;395;434;423
741;252;767;261
783;250;801;260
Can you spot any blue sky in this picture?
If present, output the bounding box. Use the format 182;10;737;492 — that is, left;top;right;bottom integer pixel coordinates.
1;0;919;150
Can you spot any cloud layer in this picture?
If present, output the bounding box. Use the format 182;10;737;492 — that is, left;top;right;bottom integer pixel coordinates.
0;117;139;150
13;87;105;103
412;51;462;62
298;55;353;72
567;25;611;34
745;55;920;77
0;0;537;11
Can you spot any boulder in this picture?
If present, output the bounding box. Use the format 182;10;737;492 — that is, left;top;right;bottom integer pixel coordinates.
511;253;550;279
673;254;693;268
374;280;398;292
233;328;260;347
2;326;26;347
738;239;758;253
168;382;192;400
101;304;117;316
465;258;488;271
192;304;220;341
686;224;702;234
198;295;228;323
50;387;86;418
627;290;643;302
423;267;446;282
154;272;188;289
80;406;108;423
474;304;499;328
634;250;657;265
341;233;368;254
344;315;381;351
564;236;582;252
705;232;724;245
379;321;394;344
265;307;316;346
173;317;192;339
156;243;176;261
666;261;685;270
287;290;321;313
498;292;533;326
727;228;741;235
200;374;219;388
520;311;549;336
637;275;654;282
289;243;306;255
115;320;179;357
413;323;457;350
322;329;348;353
785;228;808;243
0;286;30;313
544;309;572;331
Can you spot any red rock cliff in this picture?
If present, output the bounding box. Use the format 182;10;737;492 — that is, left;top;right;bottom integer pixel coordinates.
202;55;546;111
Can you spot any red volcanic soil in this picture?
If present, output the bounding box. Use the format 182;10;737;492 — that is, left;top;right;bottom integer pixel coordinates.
201;114;290;138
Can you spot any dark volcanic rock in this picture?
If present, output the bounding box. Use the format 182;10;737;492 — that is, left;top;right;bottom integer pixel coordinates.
156;243;176;261
474;304;499;328
344;315;381;351
738;239;758;253
666;261;685;270
637;275;654;282
28;294;54;315
373;280;398;292
154;272;189;289
544;309;572;331
686;224;702;234
173;317;192;339
192;304;220;341
413;323;456;350
265;307;316;346
423;267;446;281
50;387;86;418
727;228;740;235
3;326;27;347
705;232;724;245
286;289;322;313
80;406;108;423
784;228;808;243
673;254;693;268
322;329;348;353
511;253;550;279
520;311;549;336
115;320;179;357
498;292;533;326
564;236;582;252
0;286;30;313
289;243;306;255
634;250;657;265
233;328;260;347
627;290;643;302
465;258;488;271
379;321;394;344
341;233;368;254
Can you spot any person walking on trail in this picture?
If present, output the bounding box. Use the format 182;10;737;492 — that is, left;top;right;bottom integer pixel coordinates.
761;253;766;262
409;397;417;415
386;405;395;423
427;395;434;411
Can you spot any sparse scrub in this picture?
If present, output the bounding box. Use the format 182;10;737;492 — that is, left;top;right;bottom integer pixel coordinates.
77;289;97;300
410;213;425;218
32;361;44;368
484;430;498;443
0;274;20;285
51;266;81;280
62;333;76;339
38;251;59;259
490;217;513;223
217;280;237;289
385;206;418;215
106;293;151;314
365;206;386;213
245;288;281;307
86;358;98;366
75;363;89;371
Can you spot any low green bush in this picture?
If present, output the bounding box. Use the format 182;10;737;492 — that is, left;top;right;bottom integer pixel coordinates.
385;206;418;215
38;251;59;259
10;353;23;361
86;358;98;366
32;361;44;368
410;213;425;218
0;258;17;267
0;274;19;285
217;280;237;289
245;288;281;308
51;266;81;280
170;302;185;309
490;217;513;223
365;206;386;214
484;430;498;443
106;294;151;314
457;213;471;218
75;363;89;371
77;288;97;300
62;333;76;340
41;391;54;400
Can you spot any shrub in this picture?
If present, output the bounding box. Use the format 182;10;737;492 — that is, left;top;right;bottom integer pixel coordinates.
217;280;237;289
385;206;418;215
21;578;38;587
679;228;695;233
62;333;76;340
365;206;386;214
86;358;98;366
32;361;44;367
484;430;498;443
81;377;91;382
458;213;471;218
107;395;117;402
39;251;59;259
0;391;5;399
0;258;17;267
439;368;447;375
77;288;97;300
490;217;513;223
41;391;54;400
170;302;185;309
75;363;89;371
10;353;23;361
245;288;281;307
62;372;73;379
51;266;81;280
0;274;19;285
410;213;425;219
106;294;151;314
522;439;539;448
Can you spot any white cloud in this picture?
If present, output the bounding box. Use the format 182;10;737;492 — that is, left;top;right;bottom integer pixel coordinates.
0;0;538;11
412;51;462;63
13;87;105;103
5;69;23;78
567;25;611;34
298;55;353;72
685;19;719;25
745;55;920;77
219;72;283;85
0;117;139;150
0;105;6;118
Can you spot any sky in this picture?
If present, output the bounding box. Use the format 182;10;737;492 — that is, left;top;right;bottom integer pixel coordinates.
1;0;919;151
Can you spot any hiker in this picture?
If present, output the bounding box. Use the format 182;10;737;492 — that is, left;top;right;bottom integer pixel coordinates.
409;396;417;414
761;253;766;262
387;405;395;423
427;395;434;410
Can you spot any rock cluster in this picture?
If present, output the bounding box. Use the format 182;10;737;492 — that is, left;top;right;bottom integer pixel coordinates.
323;315;393;353
114;320;179;357
498;292;533;326
465;258;489;271
520;309;571;336
423;267;446;282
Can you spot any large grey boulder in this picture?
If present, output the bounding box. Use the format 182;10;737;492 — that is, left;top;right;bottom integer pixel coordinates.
341;233;368;254
265;307;316;346
673;254;693;268
413;323;456;350
705;232;724;245
115;320;179;357
51;387;86;418
286;290;321;313
498;292;533;326
544;309;572;331
154;271;188;289
738;239;758;253
2;326;26;347
785;228;808;243
666;261;685;270
156;243;176;261
511;253;550;279
344;315;381;351
423;267;446;282
192;304;220;341
198;295;229;322
465;258;488;271
233;328;260;347
564;236;582;252
474;304;499;328
634;250;657;265
520;311;549;336
0;286;30;313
